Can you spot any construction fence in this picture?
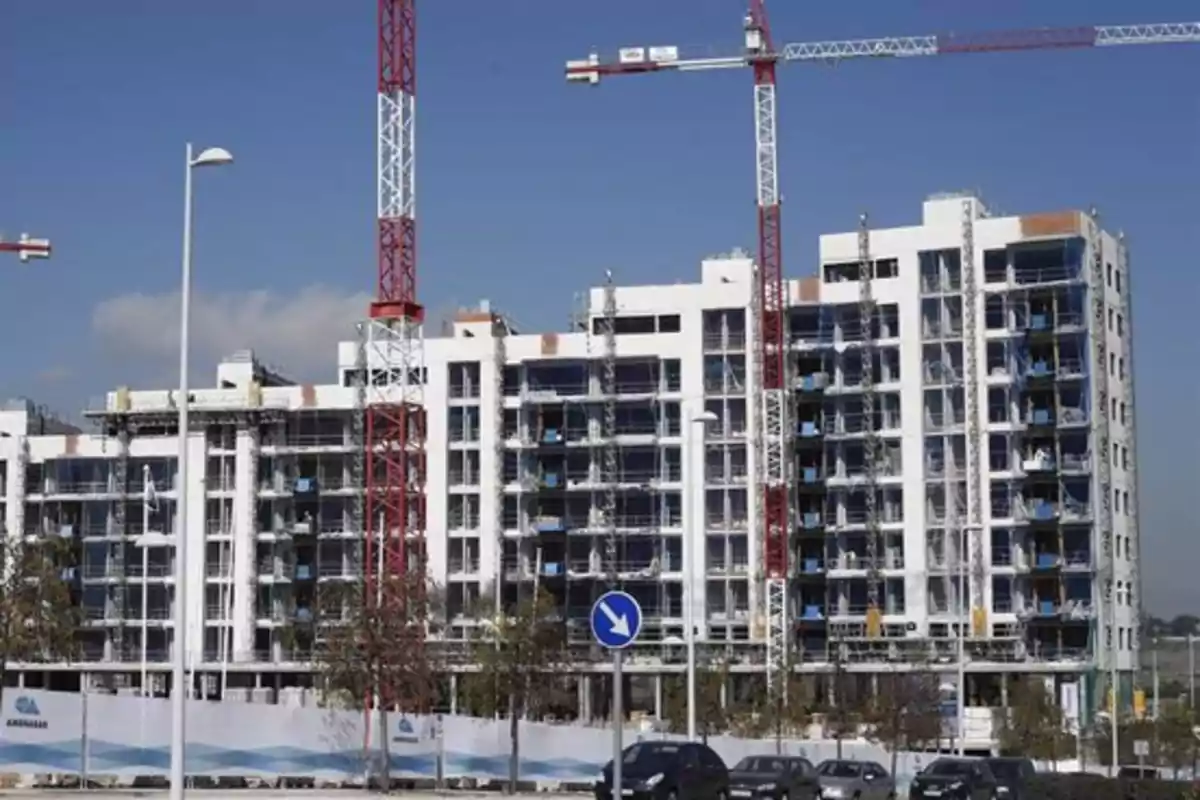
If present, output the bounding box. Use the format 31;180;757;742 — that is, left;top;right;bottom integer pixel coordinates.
1;688;955;788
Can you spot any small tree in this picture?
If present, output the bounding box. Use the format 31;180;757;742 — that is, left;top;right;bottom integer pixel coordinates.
0;534;81;708
997;677;1075;762
865;671;943;778
824;641;858;757
662;662;728;739
734;669;813;750
310;569;442;790
460;587;570;793
1155;703;1196;777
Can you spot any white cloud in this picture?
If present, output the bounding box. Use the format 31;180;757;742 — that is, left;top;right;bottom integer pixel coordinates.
91;285;372;381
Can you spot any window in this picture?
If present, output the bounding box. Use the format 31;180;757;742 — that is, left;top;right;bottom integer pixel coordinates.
1123;490;1130;514
1108;308;1114;330
1113;443;1119;466
1122;446;1129;470
1118;357;1125;380
1111;398;1118;421
1113;488;1120;514
1106;262;1113;287
983;249;1007;283
657;314;681;333
1117;314;1124;337
1116;270;1123;293
1120;402;1127;425
1109;353;1116;376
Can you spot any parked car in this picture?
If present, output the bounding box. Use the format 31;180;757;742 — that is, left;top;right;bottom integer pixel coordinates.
907;758;998;800
729;755;820;800
983;757;1035;799
595;740;730;800
814;759;895;800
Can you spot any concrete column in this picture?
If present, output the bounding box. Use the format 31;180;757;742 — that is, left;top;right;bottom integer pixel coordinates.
183;431;208;662
232;426;257;660
2;436;25;545
654;674;663;720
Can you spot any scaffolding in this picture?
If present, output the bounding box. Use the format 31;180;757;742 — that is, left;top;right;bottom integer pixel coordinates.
1117;234;1140;650
961;199;987;639
857;214;881;639
1089;211;1115;682
492;313;507;613
602;271;618;585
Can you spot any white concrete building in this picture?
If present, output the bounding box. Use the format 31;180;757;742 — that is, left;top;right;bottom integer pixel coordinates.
0;194;1139;727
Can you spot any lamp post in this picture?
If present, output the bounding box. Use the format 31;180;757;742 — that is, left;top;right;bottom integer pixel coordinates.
687;410;718;741
171;143;233;800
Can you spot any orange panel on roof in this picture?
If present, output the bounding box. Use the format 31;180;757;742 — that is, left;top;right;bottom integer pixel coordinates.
1019;211;1081;239
301;385;317;407
454;312;494;323
65;434;78;455
541;333;559;356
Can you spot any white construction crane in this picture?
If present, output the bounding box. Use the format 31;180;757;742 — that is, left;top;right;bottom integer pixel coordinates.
565;9;1200;701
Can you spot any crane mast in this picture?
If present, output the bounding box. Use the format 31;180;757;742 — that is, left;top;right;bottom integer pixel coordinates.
362;0;426;698
746;1;793;694
565;10;1199;693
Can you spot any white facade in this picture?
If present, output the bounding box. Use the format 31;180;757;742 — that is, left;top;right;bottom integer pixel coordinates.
0;195;1139;713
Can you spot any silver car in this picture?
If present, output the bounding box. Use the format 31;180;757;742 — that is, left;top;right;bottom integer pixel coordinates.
815;760;895;800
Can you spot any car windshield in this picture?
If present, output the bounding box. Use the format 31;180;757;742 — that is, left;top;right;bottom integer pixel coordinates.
987;761;1023;780
818;761;861;779
927;761;974;777
624;744;679;766
735;758;787;774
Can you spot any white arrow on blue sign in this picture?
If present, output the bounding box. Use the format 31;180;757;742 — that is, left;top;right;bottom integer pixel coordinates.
591;590;643;650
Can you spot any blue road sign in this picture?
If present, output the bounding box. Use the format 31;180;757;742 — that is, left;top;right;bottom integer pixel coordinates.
591;591;643;650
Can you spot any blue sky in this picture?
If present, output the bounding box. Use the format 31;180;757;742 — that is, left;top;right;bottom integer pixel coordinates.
2;0;1196;611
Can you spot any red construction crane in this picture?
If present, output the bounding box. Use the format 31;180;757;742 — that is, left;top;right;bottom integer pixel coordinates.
565;8;1200;691
0;232;51;262
363;0;425;686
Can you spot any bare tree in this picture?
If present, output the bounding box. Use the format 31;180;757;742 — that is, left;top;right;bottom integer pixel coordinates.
865;671;943;777
662;661;728;740
728;669;813;750
996;677;1075;762
824;639;858;758
460;587;570;793
308;569;442;790
0;534;81;708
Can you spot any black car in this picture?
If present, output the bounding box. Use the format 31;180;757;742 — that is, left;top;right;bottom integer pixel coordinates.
908;758;998;800
983;757;1035;799
729;755;820;800
595;741;730;800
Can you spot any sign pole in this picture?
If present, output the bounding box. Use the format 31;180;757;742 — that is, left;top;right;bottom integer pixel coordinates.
613;648;624;798
591;589;642;800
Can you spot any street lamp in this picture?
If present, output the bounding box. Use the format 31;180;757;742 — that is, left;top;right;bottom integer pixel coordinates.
172;143;233;800
687;410;719;742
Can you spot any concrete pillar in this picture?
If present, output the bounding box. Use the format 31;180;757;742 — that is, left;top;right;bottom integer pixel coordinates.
232;425;257;661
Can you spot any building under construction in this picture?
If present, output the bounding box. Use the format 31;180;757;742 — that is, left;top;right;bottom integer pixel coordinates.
0;194;1139;737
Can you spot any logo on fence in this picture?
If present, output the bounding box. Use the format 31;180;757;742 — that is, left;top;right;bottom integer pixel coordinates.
7;695;48;730
392;716;419;744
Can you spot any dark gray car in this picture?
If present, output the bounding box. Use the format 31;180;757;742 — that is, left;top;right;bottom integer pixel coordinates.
729;756;820;800
815;760;895;800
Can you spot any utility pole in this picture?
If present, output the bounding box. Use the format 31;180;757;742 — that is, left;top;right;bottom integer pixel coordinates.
0;233;51;262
